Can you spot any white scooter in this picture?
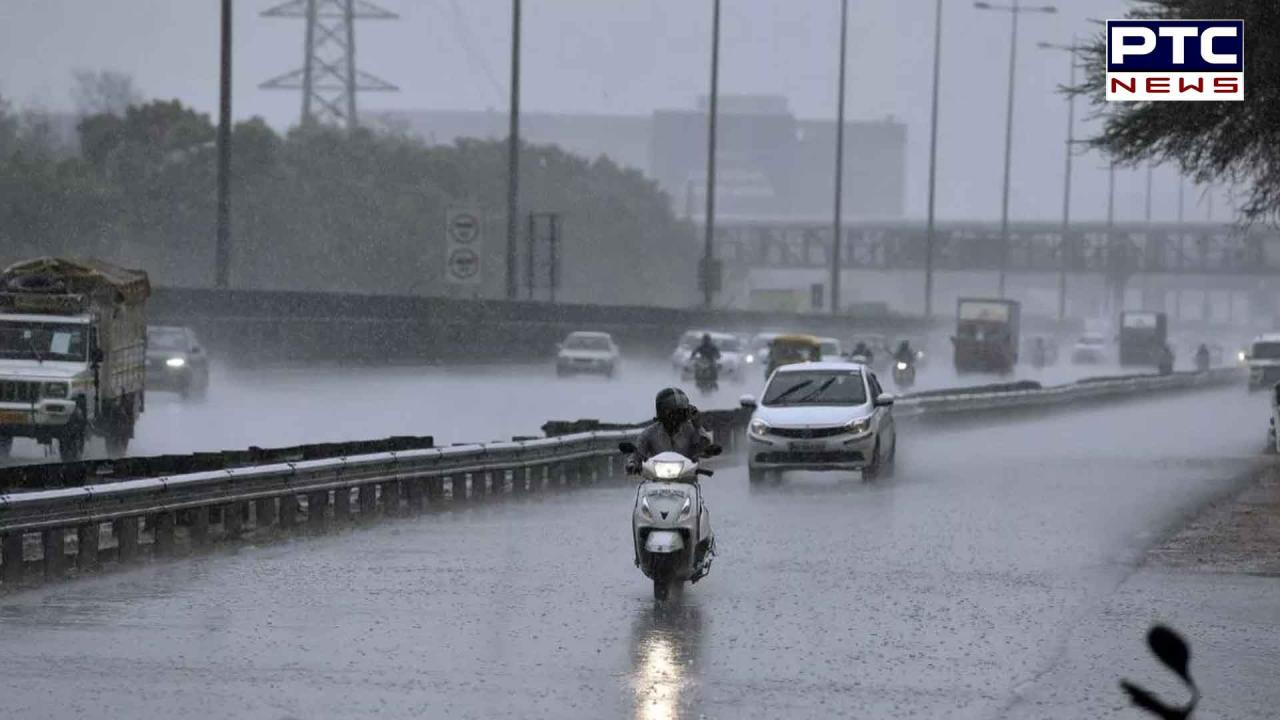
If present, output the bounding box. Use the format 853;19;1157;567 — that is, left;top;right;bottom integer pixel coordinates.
618;442;720;601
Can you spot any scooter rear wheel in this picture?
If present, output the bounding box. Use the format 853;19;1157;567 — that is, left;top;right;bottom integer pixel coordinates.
653;577;670;601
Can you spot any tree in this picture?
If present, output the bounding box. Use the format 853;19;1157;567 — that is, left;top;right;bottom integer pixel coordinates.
71;70;143;117
1075;1;1280;222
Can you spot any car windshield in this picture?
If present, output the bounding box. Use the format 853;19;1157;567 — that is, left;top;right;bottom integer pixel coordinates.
763;370;867;406
0;321;88;362
565;335;610;350
1252;342;1280;360
148;329;189;352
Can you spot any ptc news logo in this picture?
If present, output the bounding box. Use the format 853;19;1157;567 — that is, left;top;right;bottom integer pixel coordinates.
1106;20;1244;101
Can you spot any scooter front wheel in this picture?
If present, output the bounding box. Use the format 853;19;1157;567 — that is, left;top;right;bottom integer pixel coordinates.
653;576;670;601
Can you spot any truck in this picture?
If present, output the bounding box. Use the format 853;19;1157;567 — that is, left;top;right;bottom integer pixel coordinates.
1118;311;1168;367
0;257;149;461
952;298;1020;374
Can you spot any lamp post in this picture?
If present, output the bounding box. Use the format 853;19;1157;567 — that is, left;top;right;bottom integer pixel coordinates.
974;0;1057;299
924;0;944;318
1037;38;1082;322
831;0;849;315
702;0;722;308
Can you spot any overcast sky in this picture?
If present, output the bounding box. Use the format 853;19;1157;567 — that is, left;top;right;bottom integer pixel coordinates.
0;0;1240;222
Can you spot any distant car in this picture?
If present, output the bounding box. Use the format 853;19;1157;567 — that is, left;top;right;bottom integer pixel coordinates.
1071;334;1109;364
146;325;209;399
741;361;897;482
745;332;783;369
556;331;620;377
675;331;746;382
817;337;843;361
1245;334;1280;391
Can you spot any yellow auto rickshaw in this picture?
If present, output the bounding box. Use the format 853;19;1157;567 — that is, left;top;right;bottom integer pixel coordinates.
765;334;822;379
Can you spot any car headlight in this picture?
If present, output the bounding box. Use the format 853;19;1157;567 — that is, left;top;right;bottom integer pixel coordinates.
652;460;685;480
679;496;692;518
896;361;909;370
166;357;187;368
845;417;872;436
1239;351;1248;363
744;354;755;364
640;496;653;518
42;382;68;399
749;418;770;436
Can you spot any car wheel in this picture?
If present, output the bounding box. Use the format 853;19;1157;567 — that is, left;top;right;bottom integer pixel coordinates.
863;440;881;481
881;438;897;479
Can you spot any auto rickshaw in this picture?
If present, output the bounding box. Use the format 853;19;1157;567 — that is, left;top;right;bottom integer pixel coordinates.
765;334;822;379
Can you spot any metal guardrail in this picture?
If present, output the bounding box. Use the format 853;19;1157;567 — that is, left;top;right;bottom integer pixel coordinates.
0;368;1241;587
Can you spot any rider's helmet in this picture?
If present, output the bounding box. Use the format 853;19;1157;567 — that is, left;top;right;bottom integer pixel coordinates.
701;333;713;346
655;387;692;427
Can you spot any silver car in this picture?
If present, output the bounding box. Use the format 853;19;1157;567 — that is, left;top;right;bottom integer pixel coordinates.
741;361;897;482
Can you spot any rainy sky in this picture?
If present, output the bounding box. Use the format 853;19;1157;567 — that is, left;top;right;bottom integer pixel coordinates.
0;0;1239;222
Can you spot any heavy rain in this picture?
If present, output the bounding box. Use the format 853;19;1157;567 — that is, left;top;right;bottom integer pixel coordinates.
0;1;1276;719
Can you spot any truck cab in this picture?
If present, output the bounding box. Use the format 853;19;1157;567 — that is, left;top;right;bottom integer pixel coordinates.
1245;334;1280;391
952;298;1020;374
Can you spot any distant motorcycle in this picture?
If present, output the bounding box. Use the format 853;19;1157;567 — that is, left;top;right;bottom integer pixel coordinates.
691;355;719;395
892;359;916;388
619;443;720;601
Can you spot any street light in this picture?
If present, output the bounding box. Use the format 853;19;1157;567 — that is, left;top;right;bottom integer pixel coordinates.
831;0;849;315
702;0;721;309
1037;38;1083;322
974;0;1057;299
924;0;944;318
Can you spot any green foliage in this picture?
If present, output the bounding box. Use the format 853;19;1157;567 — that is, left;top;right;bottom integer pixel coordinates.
0;98;696;305
1075;1;1280;221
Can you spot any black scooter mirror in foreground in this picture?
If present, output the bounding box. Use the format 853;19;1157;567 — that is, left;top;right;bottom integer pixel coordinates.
1120;625;1199;720
618;441;637;455
704;444;723;457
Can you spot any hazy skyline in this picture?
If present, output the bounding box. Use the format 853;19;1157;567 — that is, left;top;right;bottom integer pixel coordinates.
0;0;1241;223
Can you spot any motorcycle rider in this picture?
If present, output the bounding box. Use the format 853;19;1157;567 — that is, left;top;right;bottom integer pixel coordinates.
893;340;915;366
628;387;715;569
1195;343;1211;372
851;340;874;365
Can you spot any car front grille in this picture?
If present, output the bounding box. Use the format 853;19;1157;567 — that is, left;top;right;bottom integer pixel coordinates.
755;450;864;464
0;380;41;404
768;425;849;439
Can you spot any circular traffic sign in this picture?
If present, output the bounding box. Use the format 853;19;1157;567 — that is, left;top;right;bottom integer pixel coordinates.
449;212;480;244
447;248;481;279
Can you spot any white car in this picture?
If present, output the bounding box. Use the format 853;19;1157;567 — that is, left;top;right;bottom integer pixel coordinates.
671;330;745;381
1246;333;1280;391
1071;334;1109;364
556;331;619;377
741;361;897;482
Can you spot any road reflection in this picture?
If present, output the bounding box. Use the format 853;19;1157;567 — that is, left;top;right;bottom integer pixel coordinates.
630;595;705;720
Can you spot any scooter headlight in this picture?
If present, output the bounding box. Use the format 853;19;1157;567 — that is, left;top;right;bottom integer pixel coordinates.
895;361;909;371
744;353;756;364
652;460;685;480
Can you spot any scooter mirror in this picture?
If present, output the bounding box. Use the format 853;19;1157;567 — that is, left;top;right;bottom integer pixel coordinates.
738;394;757;409
704;444;723;457
618;441;637;455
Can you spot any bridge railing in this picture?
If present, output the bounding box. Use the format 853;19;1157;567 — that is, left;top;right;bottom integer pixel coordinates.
0;369;1241;588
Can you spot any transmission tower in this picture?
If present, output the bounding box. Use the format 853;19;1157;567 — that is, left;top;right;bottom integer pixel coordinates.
260;0;399;129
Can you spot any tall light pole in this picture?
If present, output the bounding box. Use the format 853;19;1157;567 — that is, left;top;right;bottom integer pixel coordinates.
831;0;849;315
974;1;1057;299
702;0;722;309
1038;38;1081;322
924;0;944;318
505;0;521;300
215;0;233;288
1177;176;1185;223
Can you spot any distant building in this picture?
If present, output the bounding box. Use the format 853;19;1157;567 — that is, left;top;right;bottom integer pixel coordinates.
370;94;906;221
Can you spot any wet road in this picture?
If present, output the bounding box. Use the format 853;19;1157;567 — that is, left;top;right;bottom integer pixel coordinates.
0;385;1269;719
7;356;1148;462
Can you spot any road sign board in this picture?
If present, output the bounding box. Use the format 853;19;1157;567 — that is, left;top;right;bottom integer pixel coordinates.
445;206;483;285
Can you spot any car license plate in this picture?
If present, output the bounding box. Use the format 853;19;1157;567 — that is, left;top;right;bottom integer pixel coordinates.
790;440;825;451
0;410;28;424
